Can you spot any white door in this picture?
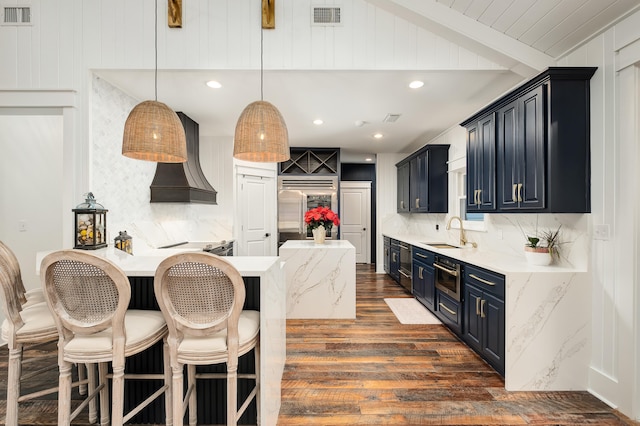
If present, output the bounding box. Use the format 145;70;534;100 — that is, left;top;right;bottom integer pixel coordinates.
237;172;276;256
340;182;371;263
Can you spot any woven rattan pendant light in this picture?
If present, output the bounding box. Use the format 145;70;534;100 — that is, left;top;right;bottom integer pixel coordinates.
233;11;290;163
122;0;187;163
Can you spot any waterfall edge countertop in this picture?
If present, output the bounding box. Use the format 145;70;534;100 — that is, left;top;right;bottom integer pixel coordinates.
36;247;286;426
279;240;356;319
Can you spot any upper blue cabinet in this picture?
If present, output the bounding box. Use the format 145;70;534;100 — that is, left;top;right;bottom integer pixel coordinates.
396;144;449;213
461;67;597;213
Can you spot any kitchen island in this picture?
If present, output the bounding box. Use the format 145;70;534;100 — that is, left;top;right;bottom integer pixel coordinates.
279;240;356;319
37;247;286;425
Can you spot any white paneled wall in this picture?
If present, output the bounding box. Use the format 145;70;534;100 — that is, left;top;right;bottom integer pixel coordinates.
0;0;505;91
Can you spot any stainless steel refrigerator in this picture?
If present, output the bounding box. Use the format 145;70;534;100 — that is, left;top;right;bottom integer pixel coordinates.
277;176;338;246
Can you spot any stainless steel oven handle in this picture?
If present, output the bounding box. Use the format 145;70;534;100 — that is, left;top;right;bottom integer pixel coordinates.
399;270;410;278
434;262;458;277
399;244;409;249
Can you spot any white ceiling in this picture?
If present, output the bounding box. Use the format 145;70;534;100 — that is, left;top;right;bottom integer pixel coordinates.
95;0;640;163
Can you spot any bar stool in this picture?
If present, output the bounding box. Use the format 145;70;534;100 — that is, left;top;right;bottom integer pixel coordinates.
154;252;260;426
41;249;172;426
0;241;96;426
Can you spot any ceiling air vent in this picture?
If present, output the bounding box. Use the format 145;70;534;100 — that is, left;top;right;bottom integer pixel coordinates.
383;113;402;123
312;6;341;26
2;6;31;25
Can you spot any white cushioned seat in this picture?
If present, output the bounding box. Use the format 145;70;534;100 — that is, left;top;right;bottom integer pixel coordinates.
178;310;260;354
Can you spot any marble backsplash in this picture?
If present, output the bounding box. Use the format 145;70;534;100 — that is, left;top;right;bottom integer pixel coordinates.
382;212;589;271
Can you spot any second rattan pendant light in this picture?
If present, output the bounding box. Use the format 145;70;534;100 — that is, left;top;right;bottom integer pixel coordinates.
122;0;187;163
233;8;290;163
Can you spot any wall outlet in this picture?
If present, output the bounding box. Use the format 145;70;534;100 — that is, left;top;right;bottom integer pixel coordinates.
18;220;27;232
435;224;439;231
594;224;610;241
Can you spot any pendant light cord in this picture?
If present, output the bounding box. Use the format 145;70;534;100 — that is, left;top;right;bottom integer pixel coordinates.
260;26;264;101
154;0;158;102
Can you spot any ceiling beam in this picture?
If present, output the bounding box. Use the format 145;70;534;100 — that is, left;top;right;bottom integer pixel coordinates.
362;0;556;77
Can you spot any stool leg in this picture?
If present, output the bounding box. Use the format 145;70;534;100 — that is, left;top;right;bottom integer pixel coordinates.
163;340;173;426
187;364;197;426
5;346;23;426
86;363;97;423
111;362;125;426
98;362;110;426
173;363;185;426
227;360;238;426
77;362;87;395
58;359;73;426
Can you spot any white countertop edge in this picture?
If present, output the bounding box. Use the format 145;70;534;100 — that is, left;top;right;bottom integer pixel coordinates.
383;233;586;275
36;247;282;277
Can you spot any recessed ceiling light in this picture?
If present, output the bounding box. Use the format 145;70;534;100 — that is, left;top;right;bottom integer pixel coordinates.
313;119;324;125
373;133;383;139
409;80;424;89
206;80;222;89
365;157;372;162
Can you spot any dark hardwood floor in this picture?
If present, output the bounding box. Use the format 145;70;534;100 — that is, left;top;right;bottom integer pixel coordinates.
277;264;638;425
0;264;637;425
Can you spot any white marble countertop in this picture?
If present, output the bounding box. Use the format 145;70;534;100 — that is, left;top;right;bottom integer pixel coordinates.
384;233;586;274
280;240;355;250
36;246;280;277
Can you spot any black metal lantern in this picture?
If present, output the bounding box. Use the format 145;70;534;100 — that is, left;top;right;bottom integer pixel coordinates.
73;192;108;250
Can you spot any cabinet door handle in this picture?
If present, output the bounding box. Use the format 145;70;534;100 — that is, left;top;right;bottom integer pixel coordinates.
477;189;482;205
480;299;486;318
512;184;517;202
469;273;495;286
400;200;404;209
439;302;456;315
475;297;481;316
517;183;523;202
415;198;420;208
415;253;428;259
419;266;424;280
392;253;397;262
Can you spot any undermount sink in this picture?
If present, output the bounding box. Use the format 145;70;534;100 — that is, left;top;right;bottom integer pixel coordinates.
422;242;460;249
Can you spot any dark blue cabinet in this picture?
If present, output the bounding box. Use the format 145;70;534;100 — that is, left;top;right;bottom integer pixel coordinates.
463;265;505;376
462;67;596;213
497;85;545;210
397;145;449;213
466;113;496;212
383;236;390;274
389;239;400;283
396;162;410;213
412;247;435;311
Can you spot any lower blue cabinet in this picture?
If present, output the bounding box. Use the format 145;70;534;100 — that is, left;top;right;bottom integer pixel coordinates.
463;265;505;376
412;247;435;310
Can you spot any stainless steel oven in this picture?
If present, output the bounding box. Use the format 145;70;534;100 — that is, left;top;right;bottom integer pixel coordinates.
434;256;461;301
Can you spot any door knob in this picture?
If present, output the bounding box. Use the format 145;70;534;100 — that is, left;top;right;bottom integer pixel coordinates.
362;228;366;231
264;233;270;237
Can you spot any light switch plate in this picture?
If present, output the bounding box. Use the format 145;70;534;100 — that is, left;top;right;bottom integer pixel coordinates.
594;224;610;240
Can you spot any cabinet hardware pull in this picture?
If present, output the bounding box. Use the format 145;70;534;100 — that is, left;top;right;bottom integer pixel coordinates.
416;253;427;259
475;297;481;316
434;263;458;277
419;266;424;280
392;253;396;262
469;273;495;286
477;189;482;205
400;200;404;209
480;299;486;318
512;184;517;202
439;302;456;315
517;183;523;202
416;198;420;208
473;190;477;205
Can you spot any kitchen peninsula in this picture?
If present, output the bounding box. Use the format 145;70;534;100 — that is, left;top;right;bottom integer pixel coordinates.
279;240;356;319
36;247;286;425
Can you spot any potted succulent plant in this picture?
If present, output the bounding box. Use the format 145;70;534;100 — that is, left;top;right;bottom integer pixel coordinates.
523;225;561;266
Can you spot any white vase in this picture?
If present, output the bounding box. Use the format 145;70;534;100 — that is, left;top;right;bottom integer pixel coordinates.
524;246;552;266
312;225;326;244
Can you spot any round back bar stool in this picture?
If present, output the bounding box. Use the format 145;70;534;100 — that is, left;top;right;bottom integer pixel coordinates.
154;252;260;426
41;249;171;426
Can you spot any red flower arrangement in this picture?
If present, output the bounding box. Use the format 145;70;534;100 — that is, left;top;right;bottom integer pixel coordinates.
304;206;340;231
